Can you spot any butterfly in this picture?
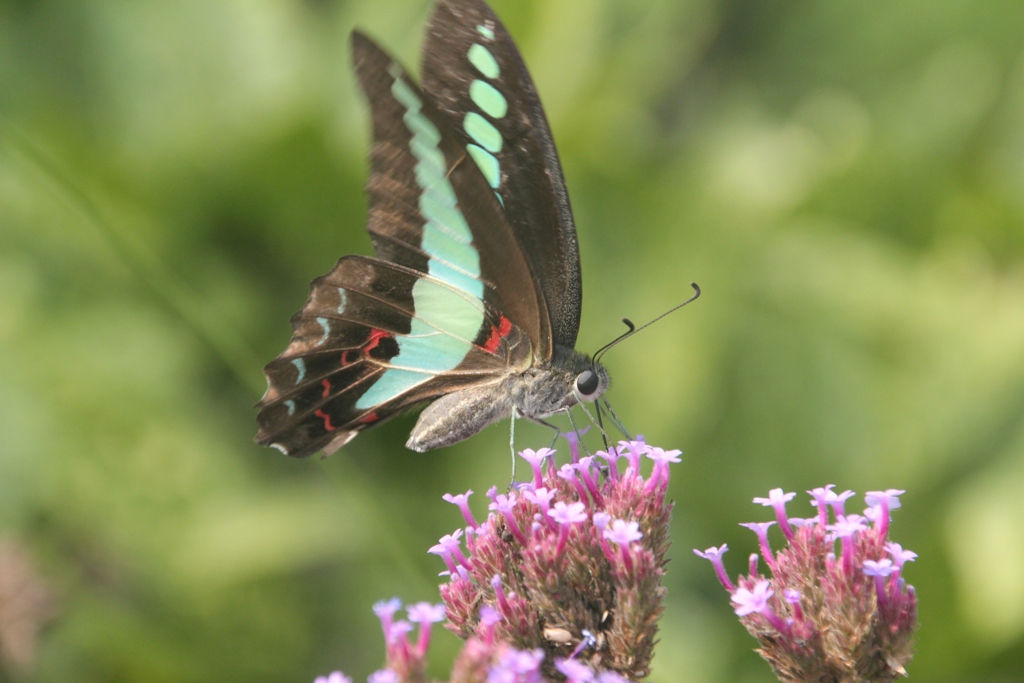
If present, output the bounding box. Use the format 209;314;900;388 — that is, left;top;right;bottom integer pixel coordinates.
255;0;609;458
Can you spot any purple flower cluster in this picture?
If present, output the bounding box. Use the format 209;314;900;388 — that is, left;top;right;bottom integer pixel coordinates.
310;437;680;683
362;598;447;682
437;437;678;681
696;486;918;683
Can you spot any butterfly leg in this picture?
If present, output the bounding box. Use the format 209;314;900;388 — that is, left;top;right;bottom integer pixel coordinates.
576;400;612;447
563;408;592;457
507;407;519;490
602;399;632;440
549;430;560;449
595;402;610;451
527;417;562;449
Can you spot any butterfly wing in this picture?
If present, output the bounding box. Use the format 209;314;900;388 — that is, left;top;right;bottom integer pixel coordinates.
256;32;548;457
354;31;551;357
422;0;583;351
255;256;532;457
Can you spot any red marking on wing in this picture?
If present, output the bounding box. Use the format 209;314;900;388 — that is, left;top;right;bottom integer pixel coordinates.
482;315;514;355
321;379;331;398
341;349;353;366
483;325;502;353
358;411;379;424
364;328;390;353
315;409;336;432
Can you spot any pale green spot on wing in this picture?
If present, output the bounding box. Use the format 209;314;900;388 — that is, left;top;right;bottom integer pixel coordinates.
414;167;455;205
421;226;479;270
476;24;495;40
354;277;483;409
399;318;472;370
356;369;433;409
291;358;306;383
390;73;421;111
468;44;500;79
428;259;484;300
410;137;447;177
410;276;484;327
403;110;440;144
467;144;501;188
316;316;331;345
470;80;508;119
355;68;492;410
420;194;473;243
464;112;502;153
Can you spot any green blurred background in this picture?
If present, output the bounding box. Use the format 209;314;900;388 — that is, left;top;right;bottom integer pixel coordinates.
2;0;1023;681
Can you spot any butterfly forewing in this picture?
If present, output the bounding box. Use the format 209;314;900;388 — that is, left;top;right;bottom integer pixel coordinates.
353;31;550;357
422;0;583;351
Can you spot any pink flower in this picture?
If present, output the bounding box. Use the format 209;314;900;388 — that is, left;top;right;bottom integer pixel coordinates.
699;484;918;681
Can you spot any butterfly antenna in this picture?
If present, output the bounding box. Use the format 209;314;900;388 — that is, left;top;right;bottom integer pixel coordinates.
594;282;701;364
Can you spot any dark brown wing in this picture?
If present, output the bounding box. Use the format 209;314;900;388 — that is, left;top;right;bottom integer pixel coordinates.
354;30;550;358
422;0;582;351
255;256;532;457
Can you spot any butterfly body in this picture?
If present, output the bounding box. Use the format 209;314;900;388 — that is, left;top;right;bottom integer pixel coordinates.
256;0;607;458
408;347;608;452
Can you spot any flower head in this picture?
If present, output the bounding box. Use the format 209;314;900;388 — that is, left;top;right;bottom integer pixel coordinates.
644;447;682;493
753;488;797;540
556;657;595;682
887;542;918;568
740;521;777;568
731;580;774;616
314;673;352;683
826;514;868;538
603;519;642;545
694;544;735;592
617;437;650;472
826;489;856;516
699;484;918;682
548;500;588;526
596;673;631;683
865;489;905;510
484;647;545;683
522;487;556;508
435;441;679;681
316;438;683;683
443;490;479;530
562;428;589;462
373;597;402;621
519;448;555;488
862;559;895;577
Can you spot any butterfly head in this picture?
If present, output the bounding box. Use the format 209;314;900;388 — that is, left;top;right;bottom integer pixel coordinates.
555;347;609;408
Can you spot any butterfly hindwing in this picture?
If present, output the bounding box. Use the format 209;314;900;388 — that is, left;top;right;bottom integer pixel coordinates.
422;0;583;350
256;255;532;457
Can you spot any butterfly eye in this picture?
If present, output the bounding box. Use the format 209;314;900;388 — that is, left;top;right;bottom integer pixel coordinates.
575;370;600;398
